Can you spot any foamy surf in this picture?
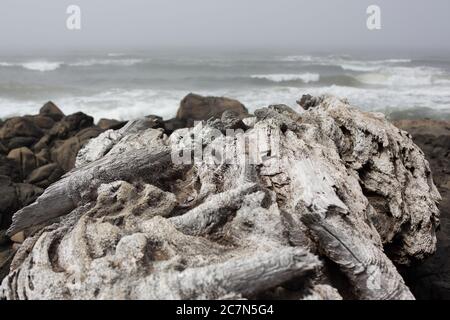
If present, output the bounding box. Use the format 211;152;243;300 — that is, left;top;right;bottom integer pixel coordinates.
0;61;62;71
68;58;144;67
251;73;320;83
0;53;449;122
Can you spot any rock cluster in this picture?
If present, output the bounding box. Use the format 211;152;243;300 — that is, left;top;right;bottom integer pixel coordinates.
0;95;441;300
0;102;107;278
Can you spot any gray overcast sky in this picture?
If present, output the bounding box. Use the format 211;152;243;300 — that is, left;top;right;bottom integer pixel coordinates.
0;0;449;54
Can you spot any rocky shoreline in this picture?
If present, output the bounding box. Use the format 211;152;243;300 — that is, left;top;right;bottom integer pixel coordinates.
0;94;449;300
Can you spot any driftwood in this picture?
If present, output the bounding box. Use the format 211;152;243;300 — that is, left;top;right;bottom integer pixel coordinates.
0;95;441;300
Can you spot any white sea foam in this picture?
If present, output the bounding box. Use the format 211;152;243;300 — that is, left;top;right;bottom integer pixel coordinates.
356;67;444;86
251;73;320;83
2;84;450;122
68;58;143;67
0;61;62;71
107;53;126;57
280;55;411;73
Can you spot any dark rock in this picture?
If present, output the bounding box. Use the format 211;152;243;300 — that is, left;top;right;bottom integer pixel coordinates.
75;127;104;144
0;155;20;181
7;147;47;179
0;176;18;229
220;110;249;131
0;117;43;140
51;137;82;172
49;112;94;140
35;148;51;163
0;230;8;246
27;115;55;130
98;119;127;131
39;101;64;122
0;142;7;155
15;183;43;208
0;247;15;282
32;135;51;153
7;137;38;150
164;118;186;135
26;163;64;189
394;120;450;300
144;115;165;129
297;94;321;110
176;93;248;127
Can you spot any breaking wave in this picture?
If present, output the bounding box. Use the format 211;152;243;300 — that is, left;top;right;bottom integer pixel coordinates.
251;73;320;83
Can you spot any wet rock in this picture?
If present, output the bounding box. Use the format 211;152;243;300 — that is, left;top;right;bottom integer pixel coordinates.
51;137;80;172
98;119;127;131
0;142;7;155
7;137;38;150
144;115;165;129
0;117;43;140
27;115;55;130
10;232;24;244
39;101;64;122
7;147;46;179
0;155;20;181
164;118;186;135
49;112;94;140
176;93;248;127
0;230;8;246
75;127;104;143
26;163;64;189
0;176;18;229
297;94;322;110
15;183;43;207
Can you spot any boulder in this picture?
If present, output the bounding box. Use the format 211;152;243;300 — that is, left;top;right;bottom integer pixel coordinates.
7;137;38;150
0;247;15;283
35;148;51;163
98;119;127;131
15;183;43;207
27;115;55;130
7;147;46;179
0;230;8;246
0;176;18;229
0;117;43;140
26;163;64;189
32;135;51;153
0;155;20;181
144;115;165;129
49;112;94;140
176;93;248;126
164;118;186;135
0;142;7;155
75;127;104;144
39;101;64;122
10;231;24;244
297;94;322;110
51;137;81;172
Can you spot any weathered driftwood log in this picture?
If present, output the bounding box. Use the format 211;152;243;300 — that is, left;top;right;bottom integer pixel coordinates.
1;95;440;300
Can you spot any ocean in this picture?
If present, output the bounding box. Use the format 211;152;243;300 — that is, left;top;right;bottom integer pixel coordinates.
1;51;450;121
